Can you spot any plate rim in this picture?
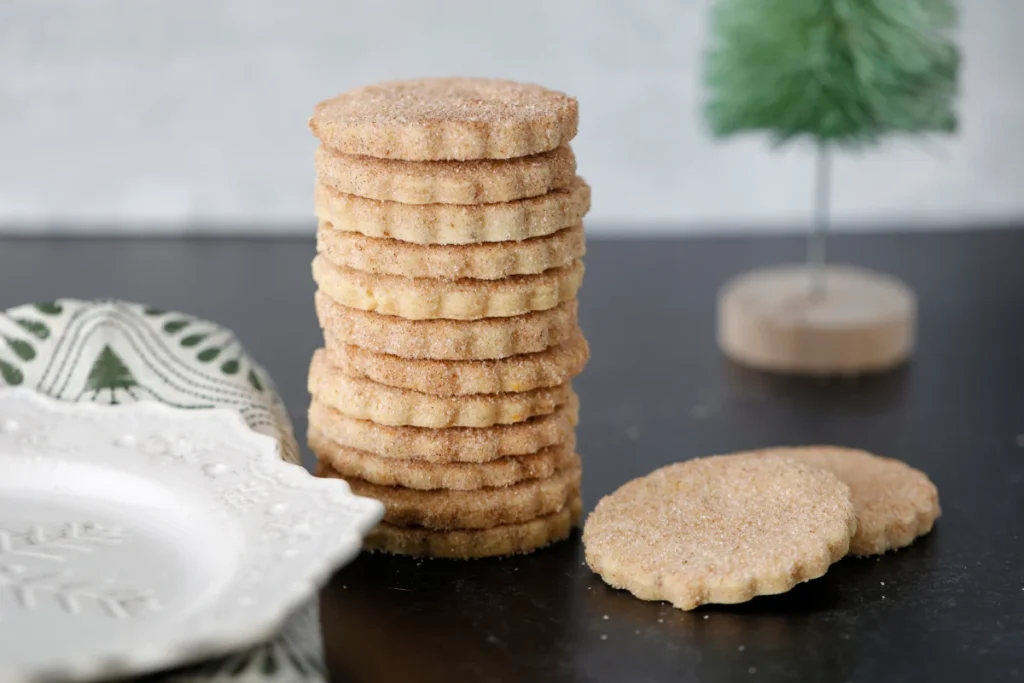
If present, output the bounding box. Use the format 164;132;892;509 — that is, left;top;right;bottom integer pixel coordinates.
0;387;383;683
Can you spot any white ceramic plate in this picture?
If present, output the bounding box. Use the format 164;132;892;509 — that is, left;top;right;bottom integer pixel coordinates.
0;388;384;683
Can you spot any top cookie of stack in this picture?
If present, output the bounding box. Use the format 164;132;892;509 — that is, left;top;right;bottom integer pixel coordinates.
307;78;589;558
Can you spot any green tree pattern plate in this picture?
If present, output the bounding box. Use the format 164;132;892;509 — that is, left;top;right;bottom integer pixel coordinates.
0;299;300;476
0;298;322;681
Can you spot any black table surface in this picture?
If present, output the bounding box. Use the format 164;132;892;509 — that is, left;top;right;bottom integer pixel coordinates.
1;230;1023;683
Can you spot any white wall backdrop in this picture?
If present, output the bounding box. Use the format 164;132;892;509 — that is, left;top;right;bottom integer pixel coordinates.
1;0;1021;235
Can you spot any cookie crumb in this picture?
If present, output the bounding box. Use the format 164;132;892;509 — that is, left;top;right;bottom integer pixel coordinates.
738;645;745;652
600;634;608;641
602;615;609;620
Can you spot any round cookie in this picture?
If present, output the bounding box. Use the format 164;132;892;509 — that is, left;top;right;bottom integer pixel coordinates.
315;144;576;205
757;446;939;556
308;349;571;428
309;427;576;491
313;176;590;246
325;329;588;396
313;255;583;321
317;455;581;530
309;77;578;161
307;395;578;463
315;293;579;361
364;497;582;559
583;454;856;610
317;223;586;280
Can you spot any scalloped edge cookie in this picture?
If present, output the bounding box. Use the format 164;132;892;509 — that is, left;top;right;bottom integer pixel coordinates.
583;453;855;610
317;223;585;281
316;293;578;361
307;395;578;463
310;428;576;491
309;349;571;428
313;256;583;321
364;496;582;559
754;446;940;556
314;176;590;246
309;78;578;161
317;454;580;530
315;144;575;205
325;328;588;396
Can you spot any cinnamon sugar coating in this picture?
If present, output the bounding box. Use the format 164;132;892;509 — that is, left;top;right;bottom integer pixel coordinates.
363;497;581;558
309;349;571;428
317;223;585;280
317;453;580;530
325;328;587;396
307;395;578;463
315;144;575;205
754;446;940;556
310;427;576;491
312;255;583;321
314;176;590;246
307;76;589;560
309;78;578;161
315;292;578;360
583;454;855;610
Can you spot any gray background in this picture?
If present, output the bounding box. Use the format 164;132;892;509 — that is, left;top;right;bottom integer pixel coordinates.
1;0;1021;235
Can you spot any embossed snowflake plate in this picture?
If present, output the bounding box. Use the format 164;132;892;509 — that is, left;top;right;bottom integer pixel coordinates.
0;388;384;683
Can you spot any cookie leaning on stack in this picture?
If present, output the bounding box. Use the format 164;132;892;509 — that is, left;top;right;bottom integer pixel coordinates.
306;78;590;558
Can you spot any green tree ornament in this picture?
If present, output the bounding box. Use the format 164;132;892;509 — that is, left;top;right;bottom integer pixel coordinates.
705;0;959;291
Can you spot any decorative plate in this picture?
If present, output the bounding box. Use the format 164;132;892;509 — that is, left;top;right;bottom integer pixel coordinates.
0;298;300;465
0;387;383;683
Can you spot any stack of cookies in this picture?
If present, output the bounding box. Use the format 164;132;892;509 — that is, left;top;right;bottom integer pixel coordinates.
306;78;590;558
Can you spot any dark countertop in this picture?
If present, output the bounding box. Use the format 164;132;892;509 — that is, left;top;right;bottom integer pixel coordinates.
1;230;1022;683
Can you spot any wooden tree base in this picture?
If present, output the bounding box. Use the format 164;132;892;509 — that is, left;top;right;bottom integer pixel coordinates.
717;265;915;376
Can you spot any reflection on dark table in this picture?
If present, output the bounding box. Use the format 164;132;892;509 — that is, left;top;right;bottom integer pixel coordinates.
2;230;1023;683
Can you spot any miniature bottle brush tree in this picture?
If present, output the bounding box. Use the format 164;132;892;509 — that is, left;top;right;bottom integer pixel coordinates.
705;0;959;375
